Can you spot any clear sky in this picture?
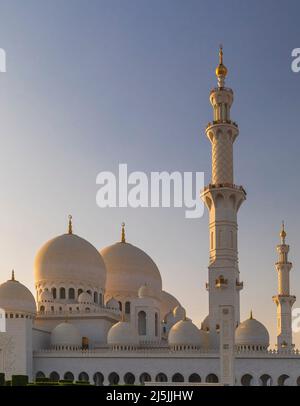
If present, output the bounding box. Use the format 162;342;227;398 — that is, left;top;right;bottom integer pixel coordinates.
0;0;300;347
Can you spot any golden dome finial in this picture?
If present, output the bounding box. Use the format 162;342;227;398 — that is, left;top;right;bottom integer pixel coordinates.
215;44;228;83
121;222;126;243
68;214;73;234
11;269;15;281
280;221;286;243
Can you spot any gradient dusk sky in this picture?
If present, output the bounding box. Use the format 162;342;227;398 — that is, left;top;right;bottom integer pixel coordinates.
0;0;300;346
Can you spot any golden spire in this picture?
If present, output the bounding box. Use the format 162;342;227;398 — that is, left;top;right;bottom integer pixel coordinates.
250;309;253;319
215;44;228;81
68;214;73;234
121;222;126;243
280;221;286;243
11;269;15;281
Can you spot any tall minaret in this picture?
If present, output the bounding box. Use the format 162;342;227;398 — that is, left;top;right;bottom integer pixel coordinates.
201;46;246;348
272;222;296;350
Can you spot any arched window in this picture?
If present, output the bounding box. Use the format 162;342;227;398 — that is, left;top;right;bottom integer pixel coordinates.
138;311;147;335
172;373;184;382
78;372;89;382
51;287;57;299
278;374;289;386
60;287;66;299
35;371;45;379
49;371;60;382
87;290;91;295
124;372;135;385
140;373;151;384
118;301;122;311
241;374;253;386
125;301;131;314
189;373;201;383
155;373;167;382
108;372;119;385
93;372;104;386
206;374;219;383
40;306;45;312
259;374;272;386
94;292;98;303
68;288;75;300
78;289;83;297
155;313;158;336
64;372;74;381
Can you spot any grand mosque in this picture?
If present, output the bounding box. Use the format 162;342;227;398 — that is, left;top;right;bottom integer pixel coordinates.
0;48;299;386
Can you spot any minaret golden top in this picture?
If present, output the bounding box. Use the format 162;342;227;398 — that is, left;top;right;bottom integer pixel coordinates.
68;215;73;235
280;221;286;243
121;222;126;243
215;44;228;79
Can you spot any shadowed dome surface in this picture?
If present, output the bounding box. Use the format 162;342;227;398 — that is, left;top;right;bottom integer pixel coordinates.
100;241;162;300
51;322;82;347
0;275;36;314
35;233;106;288
160;290;181;320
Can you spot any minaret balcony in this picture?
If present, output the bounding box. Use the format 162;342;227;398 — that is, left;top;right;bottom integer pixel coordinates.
215;276;228;289
206;120;238;130
210;87;233;95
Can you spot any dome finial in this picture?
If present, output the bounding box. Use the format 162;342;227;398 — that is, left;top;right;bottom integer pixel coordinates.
250;309;253;319
280;220;286;243
11;269;15;281
121;222;126;243
215;44;228;87
68;214;73;234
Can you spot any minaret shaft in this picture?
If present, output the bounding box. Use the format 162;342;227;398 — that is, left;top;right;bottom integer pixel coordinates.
201;48;246;348
272;224;296;350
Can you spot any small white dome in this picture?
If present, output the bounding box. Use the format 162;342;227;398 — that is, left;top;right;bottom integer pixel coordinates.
168;319;201;348
0;276;36;314
160;290;181;320
39;290;53;302
173;305;186;320
138;284;155;299
106;297;119;310
51;322;82;348
107;321;139;346
235;315;269;349
78;292;92;304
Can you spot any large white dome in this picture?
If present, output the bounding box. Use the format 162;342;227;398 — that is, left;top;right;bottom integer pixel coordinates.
51;322;82;348
35;233;106;288
100;241;162;300
168;319;201;348
235;315;269;349
0;275;36;315
107;321;139;346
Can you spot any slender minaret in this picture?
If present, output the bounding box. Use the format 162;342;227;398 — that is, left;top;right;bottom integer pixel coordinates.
201;46;246;348
272;222;295;350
